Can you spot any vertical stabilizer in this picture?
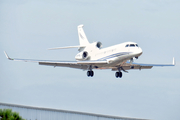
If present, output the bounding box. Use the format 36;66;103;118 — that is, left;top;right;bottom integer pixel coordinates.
78;25;90;46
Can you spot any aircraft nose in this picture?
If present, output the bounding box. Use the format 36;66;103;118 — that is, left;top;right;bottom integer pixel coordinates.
135;47;143;56
139;47;142;53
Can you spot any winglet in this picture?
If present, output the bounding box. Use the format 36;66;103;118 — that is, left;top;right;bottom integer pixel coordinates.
173;57;175;66
4;51;13;60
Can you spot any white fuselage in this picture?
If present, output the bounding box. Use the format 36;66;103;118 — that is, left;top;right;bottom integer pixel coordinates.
75;42;143;67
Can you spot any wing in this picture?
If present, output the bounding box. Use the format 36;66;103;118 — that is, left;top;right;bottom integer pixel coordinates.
4;51;107;70
112;58;175;71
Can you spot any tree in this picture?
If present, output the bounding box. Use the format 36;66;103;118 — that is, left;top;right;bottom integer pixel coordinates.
0;109;25;120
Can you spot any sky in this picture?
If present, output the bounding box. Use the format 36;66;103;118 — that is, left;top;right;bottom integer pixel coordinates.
0;0;180;120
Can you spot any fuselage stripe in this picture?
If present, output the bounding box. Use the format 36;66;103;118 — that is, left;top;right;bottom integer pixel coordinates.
97;52;131;60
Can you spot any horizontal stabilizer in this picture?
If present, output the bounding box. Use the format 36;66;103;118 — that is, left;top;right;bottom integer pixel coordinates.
48;45;86;50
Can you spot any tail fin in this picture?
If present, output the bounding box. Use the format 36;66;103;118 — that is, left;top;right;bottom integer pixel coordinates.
78;25;90;46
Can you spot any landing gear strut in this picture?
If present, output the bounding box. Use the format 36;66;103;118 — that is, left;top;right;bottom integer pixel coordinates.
87;65;94;77
87;71;94;77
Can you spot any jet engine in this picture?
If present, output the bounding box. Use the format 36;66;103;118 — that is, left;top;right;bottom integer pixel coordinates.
96;42;102;49
75;51;90;60
75;41;102;60
82;51;88;59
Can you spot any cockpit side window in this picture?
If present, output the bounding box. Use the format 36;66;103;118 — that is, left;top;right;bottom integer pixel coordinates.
125;44;129;47
136;44;138;47
130;44;135;47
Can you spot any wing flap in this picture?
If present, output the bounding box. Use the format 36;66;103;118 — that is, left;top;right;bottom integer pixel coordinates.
122;66;153;70
39;60;107;69
111;66;152;71
39;62;88;70
77;60;107;65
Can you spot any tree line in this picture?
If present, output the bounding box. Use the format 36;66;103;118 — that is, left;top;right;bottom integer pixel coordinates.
0;109;25;120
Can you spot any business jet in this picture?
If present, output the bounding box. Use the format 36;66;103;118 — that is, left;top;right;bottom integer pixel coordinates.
4;25;175;78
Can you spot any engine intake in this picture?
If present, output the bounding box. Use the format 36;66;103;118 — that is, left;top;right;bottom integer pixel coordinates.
83;51;88;59
96;42;102;49
75;51;90;60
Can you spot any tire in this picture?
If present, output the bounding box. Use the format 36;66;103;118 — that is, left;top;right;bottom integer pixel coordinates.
91;71;94;77
87;71;91;77
115;72;119;78
119;72;122;78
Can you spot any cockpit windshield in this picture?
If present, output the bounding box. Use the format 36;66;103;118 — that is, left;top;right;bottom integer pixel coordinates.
130;44;135;47
125;44;139;47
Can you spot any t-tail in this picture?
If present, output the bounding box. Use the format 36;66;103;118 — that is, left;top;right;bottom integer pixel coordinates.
48;24;89;51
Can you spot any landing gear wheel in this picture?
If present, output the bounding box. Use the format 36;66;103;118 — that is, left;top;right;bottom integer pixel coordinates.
119;72;122;78
87;71;94;77
91;71;94;77
115;72;123;78
87;71;91;77
115;72;119;78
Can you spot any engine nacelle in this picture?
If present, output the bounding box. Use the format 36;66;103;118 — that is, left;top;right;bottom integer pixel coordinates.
75;41;102;60
96;42;102;49
75;51;90;60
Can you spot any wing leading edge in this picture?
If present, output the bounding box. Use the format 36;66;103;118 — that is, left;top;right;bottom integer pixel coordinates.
118;58;175;71
126;57;175;67
4;51;107;70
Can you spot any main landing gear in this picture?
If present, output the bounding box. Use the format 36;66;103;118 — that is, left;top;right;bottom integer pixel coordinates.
87;71;94;77
115;72;122;78
115;67;124;78
87;65;94;77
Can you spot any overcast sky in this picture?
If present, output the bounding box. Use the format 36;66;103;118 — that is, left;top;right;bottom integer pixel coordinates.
1;0;180;120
